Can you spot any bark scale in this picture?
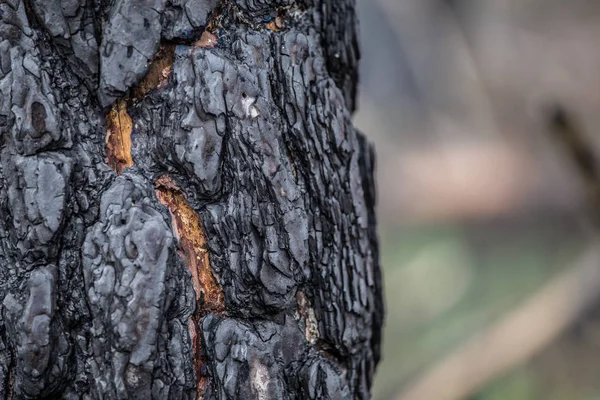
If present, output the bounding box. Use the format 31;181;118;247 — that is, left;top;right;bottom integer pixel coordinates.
0;0;383;399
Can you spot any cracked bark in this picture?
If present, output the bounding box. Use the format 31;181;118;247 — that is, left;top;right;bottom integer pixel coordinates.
0;0;383;399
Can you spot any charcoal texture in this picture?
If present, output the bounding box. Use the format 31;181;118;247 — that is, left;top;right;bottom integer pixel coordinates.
0;0;383;399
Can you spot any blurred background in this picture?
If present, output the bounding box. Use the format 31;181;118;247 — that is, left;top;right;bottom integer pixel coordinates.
355;1;600;399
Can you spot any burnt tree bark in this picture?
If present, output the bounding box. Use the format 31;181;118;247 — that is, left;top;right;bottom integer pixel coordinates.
0;0;383;399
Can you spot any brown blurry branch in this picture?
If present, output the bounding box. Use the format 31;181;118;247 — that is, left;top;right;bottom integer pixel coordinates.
395;242;600;400
548;106;600;225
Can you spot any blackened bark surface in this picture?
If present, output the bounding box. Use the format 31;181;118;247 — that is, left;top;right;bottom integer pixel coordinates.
0;0;383;399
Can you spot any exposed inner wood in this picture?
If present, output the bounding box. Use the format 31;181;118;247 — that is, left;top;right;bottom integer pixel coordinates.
155;175;225;396
105;99;133;174
155;176;225;312
193;31;218;48
296;291;319;344
132;44;175;99
265;15;284;31
104;49;225;394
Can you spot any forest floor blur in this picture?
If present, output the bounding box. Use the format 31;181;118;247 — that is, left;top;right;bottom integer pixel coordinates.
374;218;600;399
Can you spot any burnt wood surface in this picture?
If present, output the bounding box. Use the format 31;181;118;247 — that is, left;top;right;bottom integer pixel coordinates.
0;0;383;398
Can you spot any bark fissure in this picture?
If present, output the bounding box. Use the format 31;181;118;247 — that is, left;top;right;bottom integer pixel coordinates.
132;44;176;100
155;176;225;398
105;99;134;174
155;177;225;314
104;48;227;397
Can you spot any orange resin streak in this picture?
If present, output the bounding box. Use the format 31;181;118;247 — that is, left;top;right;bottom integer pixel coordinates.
105;99;133;174
155;176;225;397
104;44;223;395
132;44;175;99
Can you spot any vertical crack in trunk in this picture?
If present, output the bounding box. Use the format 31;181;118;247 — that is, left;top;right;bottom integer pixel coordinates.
154;176;225;312
296;291;319;345
104;41;225;393
7;360;14;400
105;98;133;174
155;175;225;398
105;43;174;174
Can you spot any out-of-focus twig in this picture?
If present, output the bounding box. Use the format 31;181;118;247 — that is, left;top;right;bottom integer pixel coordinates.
547;105;600;225
395;242;600;400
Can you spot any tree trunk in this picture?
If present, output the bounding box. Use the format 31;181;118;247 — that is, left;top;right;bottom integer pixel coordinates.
0;0;383;399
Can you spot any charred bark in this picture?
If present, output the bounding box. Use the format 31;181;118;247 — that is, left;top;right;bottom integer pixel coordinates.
0;0;383;399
